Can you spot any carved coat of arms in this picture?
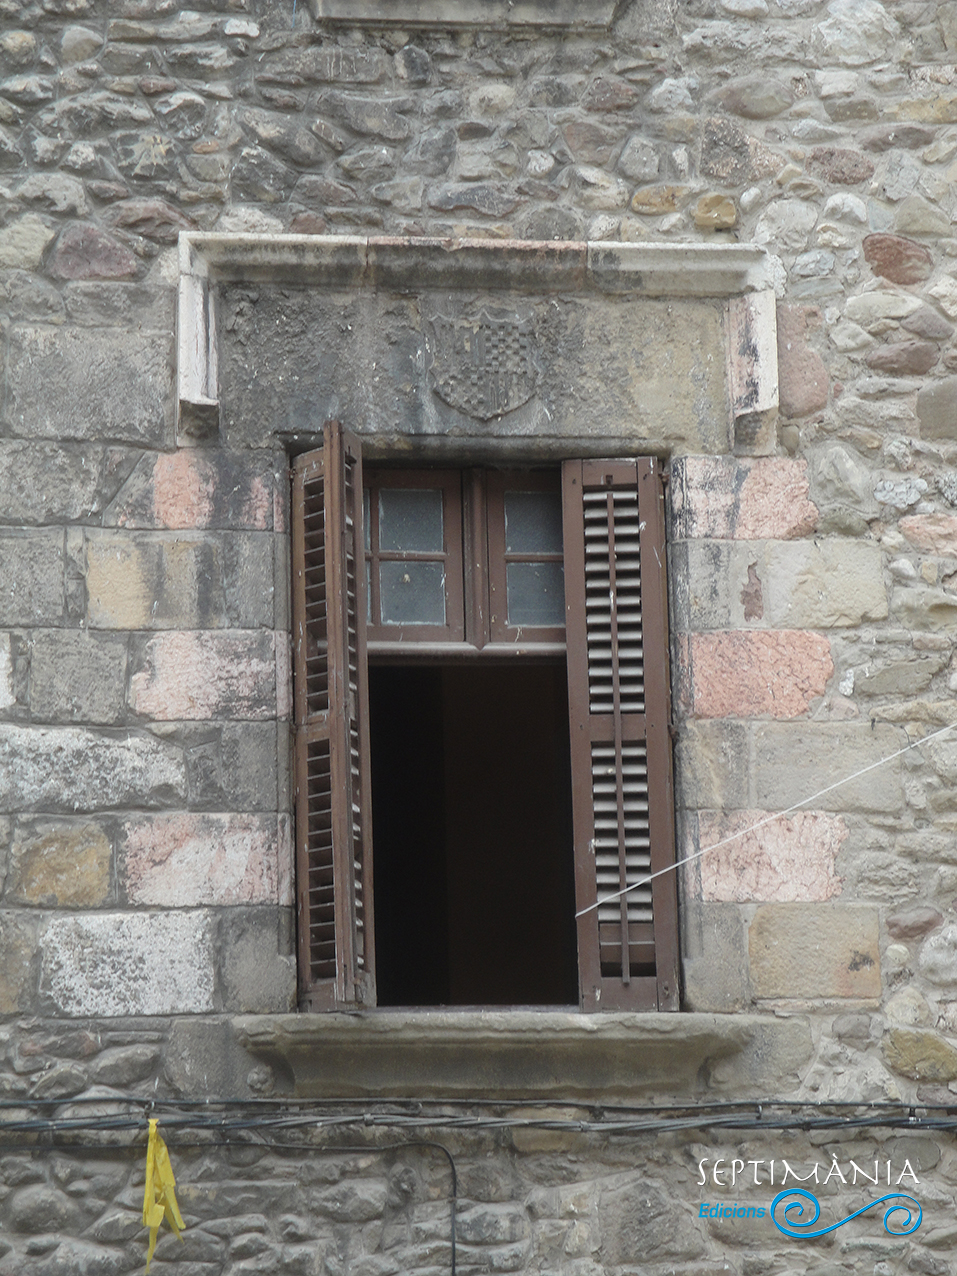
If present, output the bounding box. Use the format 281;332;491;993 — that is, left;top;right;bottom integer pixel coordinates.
426;307;541;421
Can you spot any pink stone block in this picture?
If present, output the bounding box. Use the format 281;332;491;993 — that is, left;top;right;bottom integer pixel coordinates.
129;631;281;720
675;457;818;540
114;452;273;529
697;809;847;903
777;303;830;418
123;813;292;906
676;630;833;719
900;513;957;557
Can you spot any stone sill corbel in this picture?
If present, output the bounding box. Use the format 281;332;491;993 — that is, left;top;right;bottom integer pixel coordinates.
234;1010;806;1100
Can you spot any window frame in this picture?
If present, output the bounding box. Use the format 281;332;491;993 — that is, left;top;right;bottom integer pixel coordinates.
292;422;678;1013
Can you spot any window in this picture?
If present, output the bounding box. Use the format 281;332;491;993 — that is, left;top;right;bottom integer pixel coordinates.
292;422;678;1013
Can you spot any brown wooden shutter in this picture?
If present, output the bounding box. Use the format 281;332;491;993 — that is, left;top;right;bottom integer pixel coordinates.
563;457;678;1011
293;422;375;1009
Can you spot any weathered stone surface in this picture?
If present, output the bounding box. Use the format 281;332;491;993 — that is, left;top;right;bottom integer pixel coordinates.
900;513;957;557
219;906;296;1013
121;813;291;907
4;328;172;444
854;654;948;697
85;532;225;630
700;116;779;185
40;912;215;1015
777;304;829;417
860;123;937;151
713;76;792;119
697;811;846;903
895;195;952;236
681;901;750;1011
865;339;937;375
863;233;933;284
694;194;737;229
917;376;957;440
0;531;63;625
749;904;880;999
0;912;37;1013
8;1184;82;1234
883;1028;957;1082
808;147;875;184
47;223;137;280
0;214;55;269
0;726;185;813
101;198;194;243
90;1045;160;1086
29;630;128;725
598;1182;706;1263
672;457;818;540
676;631;832;719
753;722;903;813
902;305;954;340
107;451;276;530
766;539;886;628
129;631;288;721
428;182;520;216
887;907;943;942
810;0;900;66
7;818;111;907
630;184;690;215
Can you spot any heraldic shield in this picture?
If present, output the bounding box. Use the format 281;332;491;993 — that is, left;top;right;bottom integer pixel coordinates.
426;307;542;421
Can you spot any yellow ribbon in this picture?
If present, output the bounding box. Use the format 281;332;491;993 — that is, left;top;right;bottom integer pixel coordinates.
142;1118;185;1271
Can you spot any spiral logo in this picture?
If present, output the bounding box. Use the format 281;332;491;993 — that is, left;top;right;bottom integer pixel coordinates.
771;1189;921;1239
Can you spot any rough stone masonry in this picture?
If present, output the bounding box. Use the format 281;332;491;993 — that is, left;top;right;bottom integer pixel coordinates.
3;0;957;1272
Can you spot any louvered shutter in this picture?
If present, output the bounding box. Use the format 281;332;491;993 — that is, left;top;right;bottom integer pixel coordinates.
563;458;678;1011
292;422;375;1009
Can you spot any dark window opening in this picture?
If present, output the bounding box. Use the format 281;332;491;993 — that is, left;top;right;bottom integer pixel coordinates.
370;662;578;1007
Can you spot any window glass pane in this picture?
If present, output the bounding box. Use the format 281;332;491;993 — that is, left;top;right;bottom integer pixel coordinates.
507;562;565;627
363;487;371;552
380;562;447;624
379;489;444;552
505;491;563;554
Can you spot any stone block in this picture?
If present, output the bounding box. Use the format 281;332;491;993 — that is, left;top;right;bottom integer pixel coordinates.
0;442;131;525
224;533;277;629
0;634;13;713
882;1028;957;1083
105;450;278;530
3;327;172;444
891;586;957;631
222;722;280;812
129;631;286;721
671;457;818;540
85;531;226;630
120;812;293;907
917;376;957;441
669;539;764;631
694;810;847;902
675;630;832;719
29;629;128;724
0;725;185;813
900;514;957;557
753;722;903;813
673;719;750;810
0;531;63;626
749;904;881;999
7;817;111;906
765;540;887;628
39;911;215;1015
776;305;830;418
219;905;296;1013
0;911;37;1012
681;901;750;1011
853;654;947;696
598;1182;707;1263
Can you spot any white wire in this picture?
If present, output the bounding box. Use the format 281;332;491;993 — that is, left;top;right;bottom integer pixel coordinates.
575;718;957;919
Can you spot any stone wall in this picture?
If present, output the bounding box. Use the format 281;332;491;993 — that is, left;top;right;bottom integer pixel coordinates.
3;0;957;1271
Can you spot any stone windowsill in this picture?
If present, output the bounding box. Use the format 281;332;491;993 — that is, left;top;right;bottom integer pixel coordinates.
234;1010;805;1099
308;0;617;29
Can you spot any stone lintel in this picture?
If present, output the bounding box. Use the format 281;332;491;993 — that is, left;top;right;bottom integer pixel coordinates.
235;1010;774;1099
308;0;616;29
177;233;772;439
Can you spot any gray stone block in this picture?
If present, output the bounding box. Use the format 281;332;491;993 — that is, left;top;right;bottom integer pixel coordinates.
219;906;296;1013
0;725;185;813
674;719;750;810
224;533;276;629
753;722;904;813
0;531;64;626
29;629;128;724
222;722;280;812
3;327;173;445
681;901;750;1012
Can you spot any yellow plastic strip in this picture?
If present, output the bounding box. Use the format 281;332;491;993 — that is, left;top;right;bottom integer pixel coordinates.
142;1118;185;1271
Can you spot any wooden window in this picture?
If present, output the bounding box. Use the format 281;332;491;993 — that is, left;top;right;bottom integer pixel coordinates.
292;423;678;1012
